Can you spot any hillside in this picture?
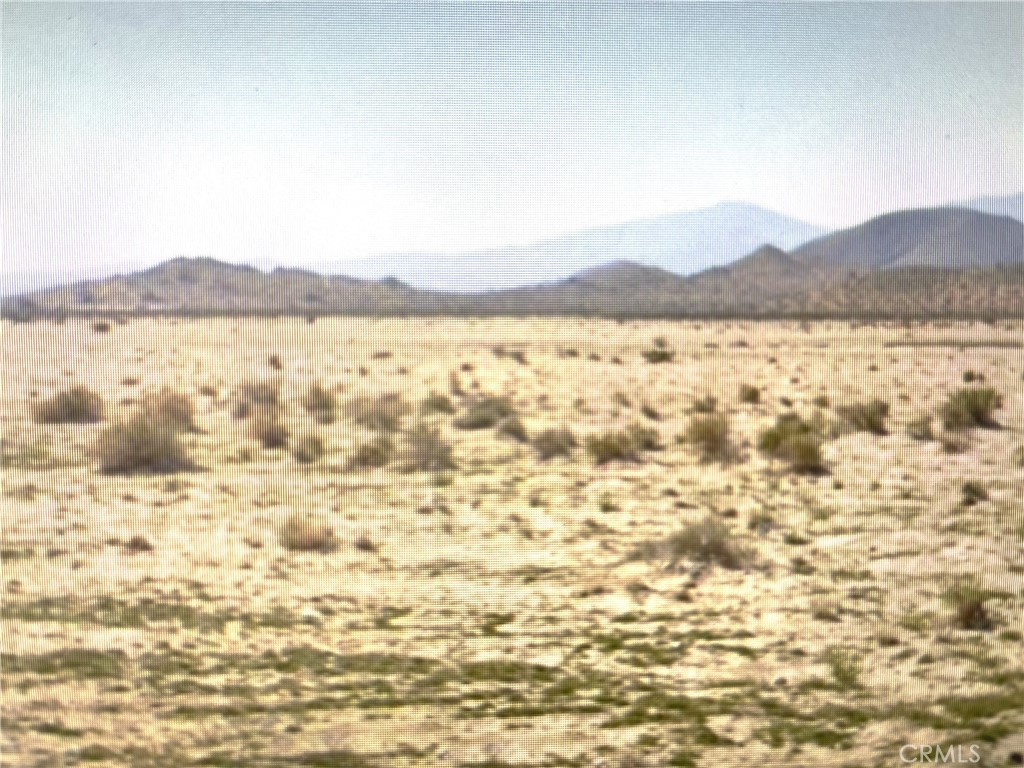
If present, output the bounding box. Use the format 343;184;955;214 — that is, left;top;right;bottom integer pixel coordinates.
4;206;1023;319
791;208;1023;271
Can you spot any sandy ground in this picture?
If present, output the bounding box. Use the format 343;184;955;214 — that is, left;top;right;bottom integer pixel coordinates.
2;317;1022;768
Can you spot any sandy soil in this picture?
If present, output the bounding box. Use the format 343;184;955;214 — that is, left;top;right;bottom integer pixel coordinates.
2;317;1022;768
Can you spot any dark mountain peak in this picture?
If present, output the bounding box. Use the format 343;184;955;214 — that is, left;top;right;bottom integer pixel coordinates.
794;207;1023;270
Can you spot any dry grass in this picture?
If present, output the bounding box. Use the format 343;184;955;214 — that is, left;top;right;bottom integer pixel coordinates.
301;382;337;424
758;413;826;473
632;516;748;570
278;511;336;553
940;387;1002;430
96;412;191;474
249;407;289;449
403;423;455;472
290;433;324;464
453;395;516;430
533;428;577;460
835;399;889;435
684;413;734;462
31;387;104;424
344;392;409;431
143;388;196;432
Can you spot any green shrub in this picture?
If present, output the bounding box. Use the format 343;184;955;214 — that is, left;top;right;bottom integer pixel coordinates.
758;413;826;473
420;392;455;415
143;388;196;432
32;387;104;424
278;512;336;553
533;428;577;460
836;399;890;435
453;395;515;430
404;423;455;472
291;433;324;464
302;382;336;424
685;413;733;462
96;412;190;474
940;387;1002;430
344;392;409;432
738;384;760;404
347;435;395;469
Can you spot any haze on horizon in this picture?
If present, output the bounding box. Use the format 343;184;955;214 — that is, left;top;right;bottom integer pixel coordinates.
3;1;1022;285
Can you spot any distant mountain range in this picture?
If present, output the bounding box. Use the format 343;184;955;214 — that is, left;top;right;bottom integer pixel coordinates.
335;202;828;292
4;201;1022;319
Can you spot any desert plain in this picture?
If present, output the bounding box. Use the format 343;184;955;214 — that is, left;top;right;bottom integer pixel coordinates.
2;316;1023;768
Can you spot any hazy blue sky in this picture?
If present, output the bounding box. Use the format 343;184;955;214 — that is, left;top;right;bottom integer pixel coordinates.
4;2;1022;276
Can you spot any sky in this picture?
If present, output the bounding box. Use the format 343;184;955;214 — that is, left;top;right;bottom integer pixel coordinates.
3;1;1022;281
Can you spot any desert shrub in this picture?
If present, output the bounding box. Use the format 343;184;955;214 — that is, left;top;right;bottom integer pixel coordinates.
291;433;324;464
612;392;632;408
962;370;985;383
758;413;826;473
1014;446;1024;467
942;579;994;631
642;348;674;364
92;321;111;333
627;422;661;451
403;423;455;472
344;392;409;432
448;372;465;397
234;380;280;417
812;394;831;408
685;413;733;462
906;414;934;441
938;429;971;454
940;387;1002;430
632;516;747;570
302;382;336;424
493;346;528;364
533;428;577;460
836;399;890;435
347;434;395;469
278;512;336;553
453;395;515;430
586;423;660;465
420;393;455;415
268;354;283;370
693;395;717;414
586;430;636;465
143;388;196;432
640;403;661;421
738;384;760;404
32;387;104;424
96;412;191;474
497;415;528;442
961;481;988;507
249;407;289;449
